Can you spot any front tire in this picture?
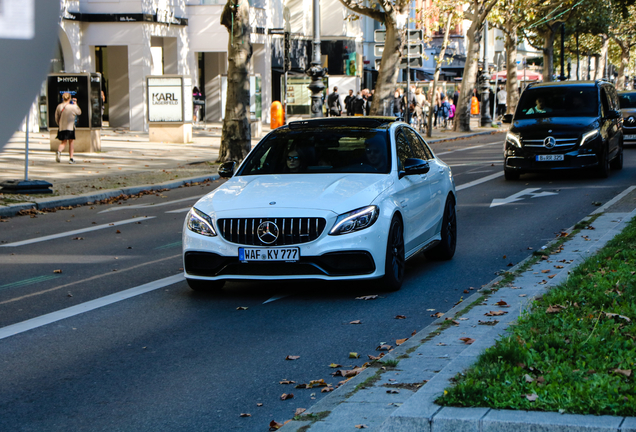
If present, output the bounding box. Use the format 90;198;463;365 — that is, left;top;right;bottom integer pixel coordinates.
425;196;457;261
380;216;405;292
597;146;610;178
610;145;623;170
186;278;225;293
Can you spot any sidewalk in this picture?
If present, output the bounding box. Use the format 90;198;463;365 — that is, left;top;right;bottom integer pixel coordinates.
0;117;502;217
280;186;636;432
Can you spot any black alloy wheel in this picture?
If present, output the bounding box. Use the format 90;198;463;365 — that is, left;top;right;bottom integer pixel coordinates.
610;144;624;170
186;278;225;293
381;216;405;292
425;196;457;261
597;145;611;178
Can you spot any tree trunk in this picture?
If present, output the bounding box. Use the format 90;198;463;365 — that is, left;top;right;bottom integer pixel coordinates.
504;22;519;115
427;12;453;137
218;0;253;163
597;35;609;80
454;20;482;132
540;24;558;83
370;14;406;115
616;43;630;90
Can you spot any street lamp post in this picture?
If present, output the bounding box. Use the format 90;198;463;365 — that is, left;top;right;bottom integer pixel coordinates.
558;23;566;81
480;20;492;127
307;0;326;117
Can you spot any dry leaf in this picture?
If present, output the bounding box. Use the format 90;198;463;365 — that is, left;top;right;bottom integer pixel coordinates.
349;352;360;358
431;312;444;318
519;294;527;297
524;374;534;383
309;379;328;387
368;353;385;360
257;403;263;407
612;369;632;377
386;389;400;394
495;300;509;307
321;386;333;393
525;393;538;402
437;342;447;346
329;363;342;368
236;307;248;310
72;237;83;240
295;408;306;416
376;344;393;351
478;320;499;325
285;355;300;360
537;376;546;384
269;420;283;430
239;413;251;417
546;304;566;314
116;230;121;234
395;315;407;319
350;320;362;325
280;393;294;400
459;337;475;344
53;269;62;274
485;310;508;316
355;425;368;429
541;269;550;274
396;338;408;345
604;313;631;323
548;275;556;279
279;380;295;385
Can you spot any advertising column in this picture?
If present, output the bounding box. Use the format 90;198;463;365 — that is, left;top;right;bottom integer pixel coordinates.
147;76;192;143
47;72;103;153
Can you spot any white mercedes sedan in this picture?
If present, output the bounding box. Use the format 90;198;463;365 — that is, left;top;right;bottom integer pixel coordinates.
182;117;457;292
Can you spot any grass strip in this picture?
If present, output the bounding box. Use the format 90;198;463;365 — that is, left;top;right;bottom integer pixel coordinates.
437;217;636;416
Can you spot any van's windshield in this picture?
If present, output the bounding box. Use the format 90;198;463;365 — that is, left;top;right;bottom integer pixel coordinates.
619;92;636;109
516;86;598;119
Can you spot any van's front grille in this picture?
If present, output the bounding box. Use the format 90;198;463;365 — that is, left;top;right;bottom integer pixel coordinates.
523;137;579;148
217;217;327;246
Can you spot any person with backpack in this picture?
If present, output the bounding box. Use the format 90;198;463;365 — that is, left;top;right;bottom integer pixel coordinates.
439;95;451;129
327;86;342;116
448;100;456;128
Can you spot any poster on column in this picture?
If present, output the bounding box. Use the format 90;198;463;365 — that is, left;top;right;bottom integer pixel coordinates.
148;77;183;122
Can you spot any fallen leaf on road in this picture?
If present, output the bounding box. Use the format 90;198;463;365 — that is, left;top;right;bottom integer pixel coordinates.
478;320;499;325
349;352;360;358
427;308;436;311
269;420;283;430
285;355;300;360
612;369;632;377
356;295;378;300
396;338;408;345
431;312;444;318
279;380;295;385
525;393;538;402
309;379;328;387
280;393;294;400
495;300;509;307
459;337;475;345
116;230;121;234
321;386;333;393
350;320;362;324
333;368;364;378
376;344;393;351
395;315;406;319
53;269;62;274
236;307;248;310
294;408;306;416
437;343;447;346
519;294;527;297
329;363;342;368
257;403;263;407
368;353;385;360
386;389;400;394
485;311;507;316
355;425;368;429
72;237;84;240
459;318;469;321
555;265;564;269
464;290;469;293
239;413;251;417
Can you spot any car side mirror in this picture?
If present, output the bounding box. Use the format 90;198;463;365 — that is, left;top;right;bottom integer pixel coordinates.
502;114;513;124
218;161;236;178
606;110;621;120
400;158;430;179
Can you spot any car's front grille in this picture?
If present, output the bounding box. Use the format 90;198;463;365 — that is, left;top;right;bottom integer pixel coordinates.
523;137;579;148
217;217;327;246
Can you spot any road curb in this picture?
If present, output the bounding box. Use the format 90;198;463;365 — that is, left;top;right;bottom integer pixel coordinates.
427;129;505;144
0;174;220;217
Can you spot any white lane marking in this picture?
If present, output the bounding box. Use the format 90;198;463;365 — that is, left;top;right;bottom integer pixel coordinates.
489;188;559;208
98;194;205;213
165;207;192;214
263;295;289;304
0;274;184;341
0;217;156;247
435;141;500;156
456;172;504;191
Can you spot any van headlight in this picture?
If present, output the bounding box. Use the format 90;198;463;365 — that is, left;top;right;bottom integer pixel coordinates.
330;206;379;235
581;129;600;147
506;132;521;148
186;208;217;237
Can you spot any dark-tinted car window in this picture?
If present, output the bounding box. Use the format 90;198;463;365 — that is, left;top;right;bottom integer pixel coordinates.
404;128;433;160
396;130;413;171
516;86;598;118
238;128;391;175
619;92;636;108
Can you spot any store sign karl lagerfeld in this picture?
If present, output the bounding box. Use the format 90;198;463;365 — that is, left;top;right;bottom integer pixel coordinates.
148;77;183;122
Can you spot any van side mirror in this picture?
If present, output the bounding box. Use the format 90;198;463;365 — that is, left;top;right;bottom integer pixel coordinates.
218;161;236;178
502;114;513;124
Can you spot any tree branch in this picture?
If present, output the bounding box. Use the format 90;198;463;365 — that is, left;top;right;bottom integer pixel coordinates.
337;0;386;22
521;29;543;51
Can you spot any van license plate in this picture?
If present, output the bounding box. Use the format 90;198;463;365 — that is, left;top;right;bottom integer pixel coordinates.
624;134;636;140
536;154;564;161
239;247;300;262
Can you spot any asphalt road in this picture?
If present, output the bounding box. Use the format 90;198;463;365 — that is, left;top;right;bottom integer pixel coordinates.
1;133;634;431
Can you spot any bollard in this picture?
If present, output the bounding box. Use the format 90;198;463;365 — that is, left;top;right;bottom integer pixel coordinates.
271;101;284;129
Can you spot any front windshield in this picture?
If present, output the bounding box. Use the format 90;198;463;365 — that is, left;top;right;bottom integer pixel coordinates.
619;92;636;109
515;86;598;119
237;128;391;175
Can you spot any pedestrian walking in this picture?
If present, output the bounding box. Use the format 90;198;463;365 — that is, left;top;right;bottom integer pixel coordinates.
54;92;81;164
496;85;507;117
352;91;366;116
448;100;456;128
440;96;451;128
392;89;403;117
193;86;203;124
327;86;342;116
344;89;354;116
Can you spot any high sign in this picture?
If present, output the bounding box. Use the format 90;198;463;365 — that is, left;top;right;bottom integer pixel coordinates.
399;56;423;69
374;29;386;43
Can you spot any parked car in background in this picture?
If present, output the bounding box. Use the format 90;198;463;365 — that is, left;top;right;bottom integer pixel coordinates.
182;117;457;293
503;80;623;180
618;90;636;144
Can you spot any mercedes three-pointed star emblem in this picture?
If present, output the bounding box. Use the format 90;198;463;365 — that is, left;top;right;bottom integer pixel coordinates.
257;221;279;245
543;136;556;149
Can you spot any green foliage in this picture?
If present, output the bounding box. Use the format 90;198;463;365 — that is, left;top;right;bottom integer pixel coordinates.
438;218;636;416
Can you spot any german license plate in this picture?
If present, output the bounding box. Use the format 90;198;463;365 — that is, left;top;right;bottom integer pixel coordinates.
536;154;564;162
624;134;636;140
239;247;300;262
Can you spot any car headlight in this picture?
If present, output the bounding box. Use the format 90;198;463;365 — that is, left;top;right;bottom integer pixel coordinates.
581;129;600;146
329;205;379;235
186;207;217;237
505;132;521;148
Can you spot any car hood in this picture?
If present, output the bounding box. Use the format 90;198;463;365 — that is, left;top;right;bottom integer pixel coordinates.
511;117;598;138
194;174;393;215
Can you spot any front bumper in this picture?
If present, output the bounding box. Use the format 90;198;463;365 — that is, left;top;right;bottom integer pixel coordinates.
182;210;389;281
504;140;601;172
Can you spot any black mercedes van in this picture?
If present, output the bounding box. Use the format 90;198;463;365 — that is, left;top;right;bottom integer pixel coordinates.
502;80;623;180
